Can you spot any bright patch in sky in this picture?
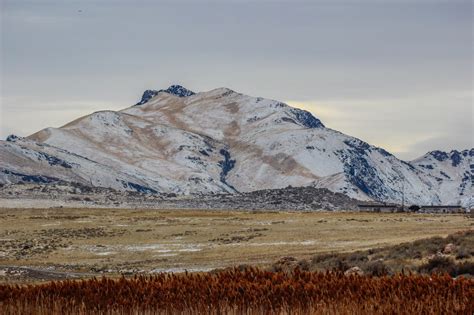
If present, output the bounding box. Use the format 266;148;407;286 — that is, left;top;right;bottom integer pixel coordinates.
1;0;472;160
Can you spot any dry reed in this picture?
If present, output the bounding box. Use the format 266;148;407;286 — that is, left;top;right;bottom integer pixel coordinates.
1;268;473;314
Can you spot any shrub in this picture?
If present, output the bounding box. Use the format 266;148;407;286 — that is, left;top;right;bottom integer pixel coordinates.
347;251;368;263
310;251;368;272
297;259;310;271
334;259;350;272
311;253;339;264
419;256;457;276
457;262;474;276
456;247;471;260
364;260;392;276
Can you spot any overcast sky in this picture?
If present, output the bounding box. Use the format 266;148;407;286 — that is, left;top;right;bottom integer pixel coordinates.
1;0;472;160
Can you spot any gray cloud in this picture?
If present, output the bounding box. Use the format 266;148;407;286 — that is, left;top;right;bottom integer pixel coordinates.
287;90;473;159
1;0;472;160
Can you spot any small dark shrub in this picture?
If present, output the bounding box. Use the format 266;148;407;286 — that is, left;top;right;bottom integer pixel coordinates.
311;253;339;264
455;248;471;259
456;262;474;276
297;259;310;271
334;259;350;272
419;256;457;276
347;252;368;263
387;244;417;260
311;252;368;272
412;251;423;259
269;264;283;273
419;238;445;254
364;261;392;276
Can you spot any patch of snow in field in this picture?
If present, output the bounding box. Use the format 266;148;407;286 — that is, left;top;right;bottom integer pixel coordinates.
150;267;215;274
95;251;117;256
124;243;205;252
41;222;61;226
253;221;274;226
227;240;317;247
154;249;174;253
177;248;201;252
250;219;294;225
153;253;178;257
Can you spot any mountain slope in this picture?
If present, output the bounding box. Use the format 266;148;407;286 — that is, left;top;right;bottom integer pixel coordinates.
410;149;473;206
1;85;472;206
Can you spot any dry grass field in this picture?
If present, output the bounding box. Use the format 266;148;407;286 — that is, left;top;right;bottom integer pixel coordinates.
2;269;473;314
1;207;472;283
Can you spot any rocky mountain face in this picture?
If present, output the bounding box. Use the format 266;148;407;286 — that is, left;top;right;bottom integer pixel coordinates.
1;85;472;207
0;182;361;211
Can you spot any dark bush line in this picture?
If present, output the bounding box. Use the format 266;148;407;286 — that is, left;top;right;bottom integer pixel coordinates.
418;257;474;277
282;230;474;276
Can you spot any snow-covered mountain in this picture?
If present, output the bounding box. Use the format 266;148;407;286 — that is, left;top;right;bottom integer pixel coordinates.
1;85;472;206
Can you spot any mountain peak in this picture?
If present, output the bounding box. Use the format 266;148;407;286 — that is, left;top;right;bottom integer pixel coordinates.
429;150;449;162
135;85;195;105
5;134;22;142
424;149;473;167
164;85;195;97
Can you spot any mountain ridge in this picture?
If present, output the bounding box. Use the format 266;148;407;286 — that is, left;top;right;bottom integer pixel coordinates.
135;85;196;105
1;85;472;207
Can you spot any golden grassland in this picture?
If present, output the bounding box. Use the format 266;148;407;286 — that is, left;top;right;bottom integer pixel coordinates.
0;208;472;282
1;208;473;313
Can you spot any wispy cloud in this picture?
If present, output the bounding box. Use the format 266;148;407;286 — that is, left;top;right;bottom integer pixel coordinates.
286;91;473;160
1;0;471;159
